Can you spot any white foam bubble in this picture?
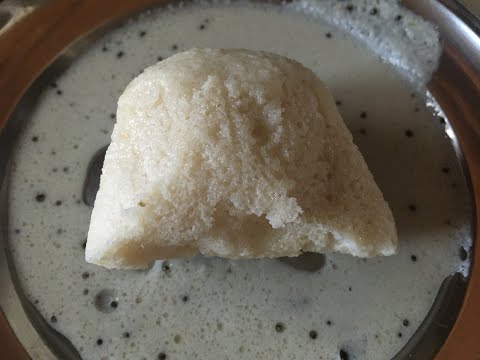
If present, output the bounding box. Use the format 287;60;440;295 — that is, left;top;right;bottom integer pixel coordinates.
289;0;441;88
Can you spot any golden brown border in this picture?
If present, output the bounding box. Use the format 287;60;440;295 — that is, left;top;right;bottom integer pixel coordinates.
0;1;478;359
428;43;480;360
0;309;29;359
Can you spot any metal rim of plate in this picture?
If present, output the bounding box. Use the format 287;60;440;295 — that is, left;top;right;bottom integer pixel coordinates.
0;0;479;359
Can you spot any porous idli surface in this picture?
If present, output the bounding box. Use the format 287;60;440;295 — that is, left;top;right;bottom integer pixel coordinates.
86;48;397;269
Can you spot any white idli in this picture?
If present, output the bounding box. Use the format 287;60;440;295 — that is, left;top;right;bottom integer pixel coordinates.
86;48;397;269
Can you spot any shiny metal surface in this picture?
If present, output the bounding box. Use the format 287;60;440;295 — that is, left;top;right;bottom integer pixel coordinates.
0;60;82;360
391;273;467;360
82;145;108;207
0;0;479;359
0;1;47;36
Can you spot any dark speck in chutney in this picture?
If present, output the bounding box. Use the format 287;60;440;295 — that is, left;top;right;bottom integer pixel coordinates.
441;167;450;174
309;330;318;340
171;44;178;51
408;203;417;212
182;295;189;303
405;129;414;137
55;200;62;206
346;4;354;12
439;116;446;124
398;332;403;338
35;193;46;202
157;56;164;61
110;300;118;309
326;320;332;326
82;240;87;249
110;113;116;119
395;14;403;21
199;23;206;30
56;228;63;235
411;254;418;262
50;82;57;88
31;136;39;142
275;322;285;333
63;166;69;173
117;51;124;58
83;289;89;295
403;319;410;327
50;315;57;323
414;106;420;112
123;331;130;338
359;128;367;135
162;261;171;272
348;286;352;292
15;229;20;234
158;352;167;360
56;89;63;95
102;45;108;52
139;30;146;37
339;349;350;360
360;111;367;119
335;99;342;106
82;272;90;279
96;338;103;346
369;7;378;15
325;32;332;38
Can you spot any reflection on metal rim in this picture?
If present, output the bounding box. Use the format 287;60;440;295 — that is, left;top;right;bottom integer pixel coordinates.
402;0;480;359
392;273;468;359
0;0;479;359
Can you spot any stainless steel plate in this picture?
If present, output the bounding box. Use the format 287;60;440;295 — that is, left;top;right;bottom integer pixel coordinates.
0;1;479;359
